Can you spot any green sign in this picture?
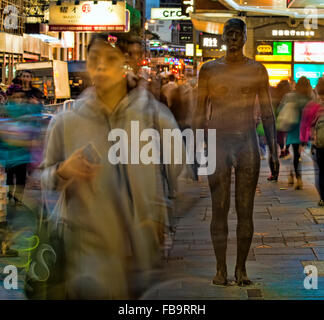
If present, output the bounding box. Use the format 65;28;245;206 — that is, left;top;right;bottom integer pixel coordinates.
273;42;292;55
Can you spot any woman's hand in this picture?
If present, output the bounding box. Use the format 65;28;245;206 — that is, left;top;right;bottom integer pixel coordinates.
57;148;101;181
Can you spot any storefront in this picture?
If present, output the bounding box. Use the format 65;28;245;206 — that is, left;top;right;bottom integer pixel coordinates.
199;33;226;61
254;23;324;87
0;33;23;84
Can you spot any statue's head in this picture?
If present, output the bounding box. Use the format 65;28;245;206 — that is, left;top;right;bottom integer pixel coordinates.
222;18;247;52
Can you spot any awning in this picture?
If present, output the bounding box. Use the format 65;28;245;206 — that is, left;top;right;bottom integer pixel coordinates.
191;13;236;34
200;0;324;18
192;0;324;34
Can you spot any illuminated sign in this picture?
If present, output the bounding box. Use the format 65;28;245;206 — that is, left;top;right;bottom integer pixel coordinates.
61;32;74;48
295;42;324;63
203;37;217;47
294;64;324;88
200;34;223;49
273;42;292;55
272;30;315;37
263;63;292;87
181;0;194;17
151;8;190;20
150;40;161;47
257;44;272;54
256;41;292;62
186;43;202;57
256;55;292;62
49;1;126;32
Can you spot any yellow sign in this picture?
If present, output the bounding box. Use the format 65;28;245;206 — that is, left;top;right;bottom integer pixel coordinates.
49;1;126;32
197;45;202;57
255;55;292;62
186;44;202;57
263;63;292;87
257;45;272;54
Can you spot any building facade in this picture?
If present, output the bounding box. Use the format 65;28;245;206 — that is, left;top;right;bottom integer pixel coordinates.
146;0;159;19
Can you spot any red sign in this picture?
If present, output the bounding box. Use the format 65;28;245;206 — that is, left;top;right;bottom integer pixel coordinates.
49;25;126;32
82;4;91;13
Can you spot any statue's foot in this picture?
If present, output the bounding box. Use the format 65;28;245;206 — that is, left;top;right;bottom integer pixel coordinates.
212;271;227;286
235;268;252;286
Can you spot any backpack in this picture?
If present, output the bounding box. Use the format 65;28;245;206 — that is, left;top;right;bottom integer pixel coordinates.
314;114;324;148
24;191;67;300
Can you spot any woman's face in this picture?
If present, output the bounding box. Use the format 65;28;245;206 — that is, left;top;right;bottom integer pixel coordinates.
87;40;126;93
21;72;32;86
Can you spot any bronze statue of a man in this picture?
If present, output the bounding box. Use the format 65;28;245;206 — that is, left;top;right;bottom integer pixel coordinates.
193;19;279;286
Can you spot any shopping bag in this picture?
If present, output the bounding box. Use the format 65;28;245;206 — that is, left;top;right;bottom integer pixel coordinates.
24;189;67;300
276;101;300;132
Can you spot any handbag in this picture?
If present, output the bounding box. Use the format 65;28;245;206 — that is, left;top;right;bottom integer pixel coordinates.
24;189;67;300
276;101;300;132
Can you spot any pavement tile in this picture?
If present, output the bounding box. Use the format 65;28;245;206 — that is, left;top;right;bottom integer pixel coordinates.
2;151;324;300
255;254;316;261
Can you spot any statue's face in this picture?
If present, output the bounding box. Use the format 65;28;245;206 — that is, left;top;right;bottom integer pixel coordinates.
223;26;246;52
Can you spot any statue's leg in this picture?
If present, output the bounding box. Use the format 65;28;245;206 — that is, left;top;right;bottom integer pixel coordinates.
208;150;232;285
234;146;260;286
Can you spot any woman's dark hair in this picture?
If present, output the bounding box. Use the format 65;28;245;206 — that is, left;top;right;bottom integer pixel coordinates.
296;76;310;90
12;77;22;85
276;80;290;99
87;33;133;54
316;77;324;95
20;70;34;77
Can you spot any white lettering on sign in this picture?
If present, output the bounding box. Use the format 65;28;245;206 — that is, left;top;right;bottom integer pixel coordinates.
151;8;190;20
277;44;289;54
272;29;315;37
203;37;218;48
296;71;321;78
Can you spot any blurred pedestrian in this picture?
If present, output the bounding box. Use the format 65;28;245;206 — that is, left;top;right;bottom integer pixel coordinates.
19;70;44;103
278;77;312;189
300;77;324;206
161;74;178;108
275;80;291;158
38;33;183;299
169;75;198;180
1;86;42;205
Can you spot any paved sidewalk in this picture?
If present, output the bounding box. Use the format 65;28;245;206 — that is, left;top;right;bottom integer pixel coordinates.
1;151;324;300
146;152;324;300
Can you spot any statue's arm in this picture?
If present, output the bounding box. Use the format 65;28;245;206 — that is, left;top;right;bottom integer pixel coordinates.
258;66;277;155
193;63;209;130
258;64;279;176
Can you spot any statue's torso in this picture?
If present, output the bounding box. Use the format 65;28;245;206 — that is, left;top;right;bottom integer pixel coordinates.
203;56;265;134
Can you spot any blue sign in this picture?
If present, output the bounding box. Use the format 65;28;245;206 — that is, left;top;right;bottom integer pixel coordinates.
294;64;324;88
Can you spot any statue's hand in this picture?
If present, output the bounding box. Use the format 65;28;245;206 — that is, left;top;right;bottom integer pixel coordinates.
269;154;280;180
